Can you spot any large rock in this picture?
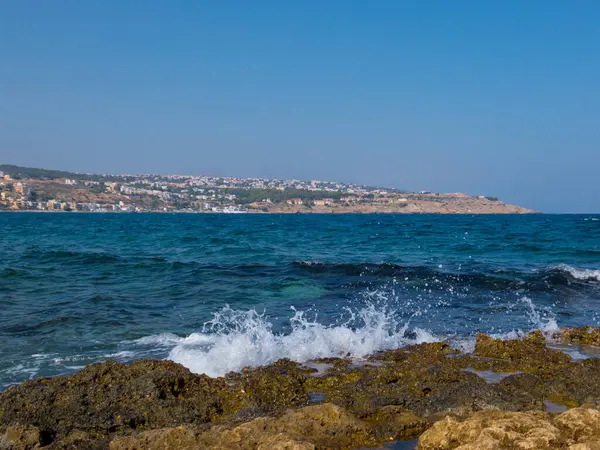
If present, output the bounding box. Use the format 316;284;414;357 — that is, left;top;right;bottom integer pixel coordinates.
108;403;383;449
474;332;571;372
417;407;600;449
109;426;199;450
0;425;41;450
0;359;239;445
556;327;600;347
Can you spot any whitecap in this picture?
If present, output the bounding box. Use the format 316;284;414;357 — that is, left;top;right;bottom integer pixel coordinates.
555;264;600;282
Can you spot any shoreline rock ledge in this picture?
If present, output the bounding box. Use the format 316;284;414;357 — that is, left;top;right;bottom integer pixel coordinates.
1;327;600;449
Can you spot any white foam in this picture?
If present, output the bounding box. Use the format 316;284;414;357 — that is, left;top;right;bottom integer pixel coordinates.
520;296;558;334
134;333;183;346
166;304;438;377
555;264;600;282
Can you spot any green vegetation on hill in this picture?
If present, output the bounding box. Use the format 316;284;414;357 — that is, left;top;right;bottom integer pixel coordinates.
221;188;351;204
0;164;124;182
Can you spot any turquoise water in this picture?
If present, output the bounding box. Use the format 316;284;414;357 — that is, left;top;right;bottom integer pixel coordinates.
1;213;599;389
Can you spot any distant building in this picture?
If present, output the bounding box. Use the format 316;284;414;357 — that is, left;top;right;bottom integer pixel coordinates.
314;198;334;206
0;171;3;178
286;198;303;205
64;179;77;185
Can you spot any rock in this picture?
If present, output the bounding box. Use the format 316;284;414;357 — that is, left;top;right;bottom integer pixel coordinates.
544;358;600;407
363;405;428;441
236;359;309;415
3;336;600;449
109;426;198;450
196;403;379;449
556;327;600;347
0;425;41;450
554;407;600;442
307;342;542;418
417;410;561;449
0;359;239;445
417;408;600;450
474;332;571;372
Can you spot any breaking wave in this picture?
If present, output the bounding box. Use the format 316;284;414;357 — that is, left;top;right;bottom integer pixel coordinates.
554;264;600;282
136;294;561;378
142;304;437;377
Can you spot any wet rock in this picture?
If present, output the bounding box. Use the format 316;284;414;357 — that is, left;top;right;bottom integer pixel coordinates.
3;336;600;449
308;346;542;418
375;342;455;363
474;332;571;372
557;327;600;347
0;359;238;444
363;406;428;441
238;359;309;415
545;358;600;407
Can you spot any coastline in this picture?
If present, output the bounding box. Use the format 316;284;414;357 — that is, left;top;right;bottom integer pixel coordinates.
2;327;600;449
0;209;540;214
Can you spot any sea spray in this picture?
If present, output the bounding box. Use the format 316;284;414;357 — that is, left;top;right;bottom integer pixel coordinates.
165;303;437;377
154;295;565;377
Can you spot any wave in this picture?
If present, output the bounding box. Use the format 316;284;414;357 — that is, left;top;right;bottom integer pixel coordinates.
140;304;436;378
293;261;600;289
554;264;600;282
136;294;561;378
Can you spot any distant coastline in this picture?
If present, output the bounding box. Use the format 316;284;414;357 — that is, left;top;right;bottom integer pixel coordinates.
0;164;536;214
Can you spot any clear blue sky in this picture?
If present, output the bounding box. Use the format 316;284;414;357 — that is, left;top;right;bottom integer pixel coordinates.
1;1;598;213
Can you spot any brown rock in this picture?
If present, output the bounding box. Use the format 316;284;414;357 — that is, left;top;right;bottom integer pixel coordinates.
554;407;600;442
0;425;41;450
474;332;571;372
417;408;600;450
109;426;198;450
557;327;600;347
197;403;378;449
0;359;240;446
417;410;561;449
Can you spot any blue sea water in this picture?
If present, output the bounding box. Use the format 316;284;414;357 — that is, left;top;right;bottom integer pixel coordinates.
1;213;599;389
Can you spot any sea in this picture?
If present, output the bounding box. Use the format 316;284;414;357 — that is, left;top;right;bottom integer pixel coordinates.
1;213;599;390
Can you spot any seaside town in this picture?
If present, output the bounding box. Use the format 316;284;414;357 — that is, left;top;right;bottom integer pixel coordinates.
0;164;534;214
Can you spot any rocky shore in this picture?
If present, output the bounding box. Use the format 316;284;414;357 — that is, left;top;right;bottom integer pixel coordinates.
2;327;600;449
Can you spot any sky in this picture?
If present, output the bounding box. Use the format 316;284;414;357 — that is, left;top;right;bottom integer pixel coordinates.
1;1;599;213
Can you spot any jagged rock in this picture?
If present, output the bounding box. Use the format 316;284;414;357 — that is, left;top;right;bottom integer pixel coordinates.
307;342;543;418
474;332;571;372
417;410;561;449
554;407;600;443
417;407;600;450
0;425;41;450
2;336;600;449
108;403;380;449
236;359;309;414
363;405;429;441
109;426;198;450
0;359;240;445
556;327;600;347
196;403;379;449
